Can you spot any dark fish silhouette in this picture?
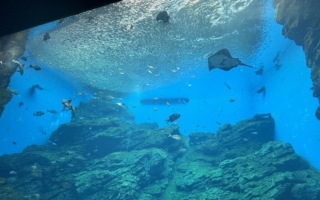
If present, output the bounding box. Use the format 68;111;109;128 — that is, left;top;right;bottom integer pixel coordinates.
29;65;41;71
224;82;231;89
255;67;263;75
208;48;254;71
257;86;265;94
12;142;16;145
43;32;50;41
18;102;23;106
47;109;57;114
273;52;280;63
32;84;48;91
88;16;94;22
156;11;170;23
165;113;180;123
58;18;64;24
33;111;45;116
20;56;27;61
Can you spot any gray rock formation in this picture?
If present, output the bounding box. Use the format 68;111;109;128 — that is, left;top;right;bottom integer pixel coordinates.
0;99;319;199
273;0;320;120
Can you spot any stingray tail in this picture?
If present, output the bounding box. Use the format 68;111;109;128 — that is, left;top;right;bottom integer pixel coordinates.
240;62;254;68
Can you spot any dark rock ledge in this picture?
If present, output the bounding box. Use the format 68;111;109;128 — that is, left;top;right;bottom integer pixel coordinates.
273;0;320;120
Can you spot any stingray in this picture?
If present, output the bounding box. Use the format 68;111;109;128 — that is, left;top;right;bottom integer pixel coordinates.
156;10;170;23
208;48;254;71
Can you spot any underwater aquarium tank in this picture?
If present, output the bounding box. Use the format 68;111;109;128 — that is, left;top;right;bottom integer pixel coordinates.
0;0;320;199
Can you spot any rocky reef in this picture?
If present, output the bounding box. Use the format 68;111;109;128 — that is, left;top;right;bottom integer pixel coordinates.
0;99;320;199
273;0;320;120
0;30;29;117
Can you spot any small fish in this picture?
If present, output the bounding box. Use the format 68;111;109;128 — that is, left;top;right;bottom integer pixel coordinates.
148;66;154;69
29;65;41;70
116;102;123;106
216;121;222;125
273;52;280;63
251;131;258;135
62;99;75;118
42;130;47;135
224;82;231;89
256;86;265;94
65;151;74;155
156;10;170;23
132;105;136;108
154;107;158;111
9;171;17;175
67;163;75;168
147;70;152;74
20;56;27;61
43;32;50;41
58;18;64;24
18;102;23;106
88;16;94;21
274;61;282;70
166;102;170;106
168;133;182;140
255;67;264;75
229;99;236;102
33;111;45;116
47;140;57;146
10;90;19;95
47;109;57;114
179;148;187;153
126;24;133;31
165;113;180;123
32;84;48;91
12;142;16;145
106;95;114;99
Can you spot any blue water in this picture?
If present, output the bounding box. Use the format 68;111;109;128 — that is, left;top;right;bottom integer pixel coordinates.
1;0;320;171
0;53;91;154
